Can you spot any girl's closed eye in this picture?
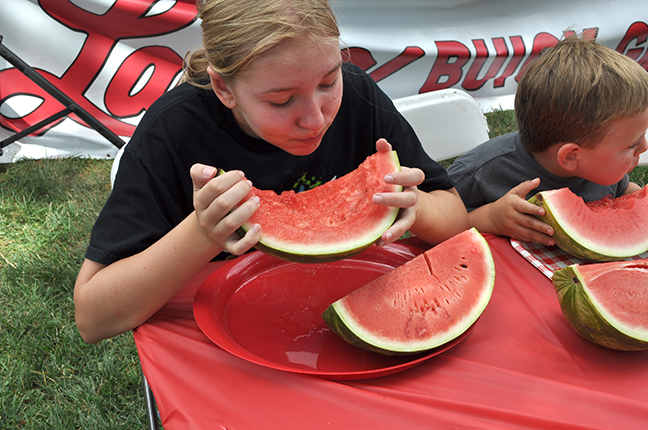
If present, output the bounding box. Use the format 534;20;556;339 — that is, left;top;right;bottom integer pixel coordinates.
321;78;338;89
269;97;293;108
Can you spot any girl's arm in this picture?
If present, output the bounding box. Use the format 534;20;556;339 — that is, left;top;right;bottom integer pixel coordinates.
74;167;261;344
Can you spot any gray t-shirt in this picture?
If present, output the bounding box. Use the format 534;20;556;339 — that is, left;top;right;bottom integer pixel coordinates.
447;132;629;212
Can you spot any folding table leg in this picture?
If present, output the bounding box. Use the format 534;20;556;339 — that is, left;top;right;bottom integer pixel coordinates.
142;369;161;430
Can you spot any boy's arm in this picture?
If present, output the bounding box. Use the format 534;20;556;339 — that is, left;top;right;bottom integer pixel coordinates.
623;181;642;194
467;178;555;246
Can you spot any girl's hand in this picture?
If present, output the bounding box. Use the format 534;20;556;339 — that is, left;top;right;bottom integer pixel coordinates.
372;139;425;245
190;164;262;255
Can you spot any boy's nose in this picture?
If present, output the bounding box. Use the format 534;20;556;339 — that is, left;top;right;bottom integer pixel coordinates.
637;134;648;155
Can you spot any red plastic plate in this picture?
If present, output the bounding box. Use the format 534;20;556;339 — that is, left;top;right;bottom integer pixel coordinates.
193;242;473;380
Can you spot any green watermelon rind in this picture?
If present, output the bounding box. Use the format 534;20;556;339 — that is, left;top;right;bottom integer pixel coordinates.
240;229;398;264
239;151;402;263
552;264;648;351
529;192;641;262
321;228;496;355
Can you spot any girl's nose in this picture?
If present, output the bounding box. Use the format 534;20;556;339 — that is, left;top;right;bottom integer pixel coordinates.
297;97;325;131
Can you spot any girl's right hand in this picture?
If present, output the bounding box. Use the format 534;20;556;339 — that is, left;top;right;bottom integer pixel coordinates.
190;164;262;255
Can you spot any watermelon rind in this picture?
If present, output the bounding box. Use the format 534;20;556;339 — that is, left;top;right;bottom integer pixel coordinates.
321;228;496;355
529;189;648;262
552;263;648;351
238;151;402;263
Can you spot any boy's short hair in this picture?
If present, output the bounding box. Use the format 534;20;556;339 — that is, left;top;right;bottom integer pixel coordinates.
515;36;648;153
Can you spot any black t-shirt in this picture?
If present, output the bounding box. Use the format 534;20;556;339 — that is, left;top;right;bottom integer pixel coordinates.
86;63;454;265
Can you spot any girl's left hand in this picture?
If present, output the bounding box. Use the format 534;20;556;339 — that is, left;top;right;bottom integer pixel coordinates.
372;138;424;246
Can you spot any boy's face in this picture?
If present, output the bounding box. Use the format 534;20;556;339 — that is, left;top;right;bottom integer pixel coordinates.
576;110;648;186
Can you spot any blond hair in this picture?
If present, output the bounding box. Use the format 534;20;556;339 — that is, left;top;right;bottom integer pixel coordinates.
515;36;648;152
182;0;340;88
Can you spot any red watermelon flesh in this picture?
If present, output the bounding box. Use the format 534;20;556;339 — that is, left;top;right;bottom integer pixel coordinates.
238;150;401;263
530;186;648;261
552;259;648;350
321;228;495;355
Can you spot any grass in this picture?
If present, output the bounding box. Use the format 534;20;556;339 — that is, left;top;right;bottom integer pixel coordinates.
0;109;646;429
0;158;146;429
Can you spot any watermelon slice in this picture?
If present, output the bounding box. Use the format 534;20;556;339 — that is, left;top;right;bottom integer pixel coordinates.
238;151;402;263
529;187;648;261
321;228;495;355
552;260;648;351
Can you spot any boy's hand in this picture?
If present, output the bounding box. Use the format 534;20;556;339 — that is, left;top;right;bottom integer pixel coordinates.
190;164;261;255
373;138;424;245
481;178;555;246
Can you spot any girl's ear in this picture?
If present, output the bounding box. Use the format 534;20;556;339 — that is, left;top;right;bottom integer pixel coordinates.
207;66;237;109
556;142;581;172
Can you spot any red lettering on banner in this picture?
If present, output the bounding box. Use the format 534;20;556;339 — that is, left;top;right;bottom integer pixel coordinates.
105;46;182;118
368;47;425;82
462;38;508;91
2;4;647;143
0;0;196;138
493;36;526;88
564;28;598;40
345;46;425;82
617;22;648;70
343;47;377;71
514;32;560;82
419;41;471;93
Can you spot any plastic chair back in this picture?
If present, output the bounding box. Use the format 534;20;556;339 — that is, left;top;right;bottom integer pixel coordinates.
393;89;489;161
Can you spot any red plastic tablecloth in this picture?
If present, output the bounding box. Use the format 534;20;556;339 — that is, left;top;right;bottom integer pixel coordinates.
133;235;648;430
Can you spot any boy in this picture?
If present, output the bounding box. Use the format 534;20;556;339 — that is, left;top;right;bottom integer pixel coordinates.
447;36;648;246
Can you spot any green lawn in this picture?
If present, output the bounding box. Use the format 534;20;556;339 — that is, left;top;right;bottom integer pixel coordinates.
1;109;646;428
0;159;145;429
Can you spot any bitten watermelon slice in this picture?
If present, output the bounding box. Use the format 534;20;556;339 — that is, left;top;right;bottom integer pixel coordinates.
552;259;648;351
529;187;648;261
237;151;401;263
321;228;495;355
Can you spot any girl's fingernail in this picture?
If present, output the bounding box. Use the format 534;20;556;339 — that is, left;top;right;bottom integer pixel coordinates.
204;167;216;178
384;174;394;183
373;195;383;204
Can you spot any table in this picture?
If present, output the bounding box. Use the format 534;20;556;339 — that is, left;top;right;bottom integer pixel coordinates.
133;235;648;429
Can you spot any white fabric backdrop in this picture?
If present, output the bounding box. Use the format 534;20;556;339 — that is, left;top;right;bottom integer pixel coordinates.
1;0;647;161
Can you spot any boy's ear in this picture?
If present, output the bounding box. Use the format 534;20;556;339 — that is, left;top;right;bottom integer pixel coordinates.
556;143;581;172
207;66;237;109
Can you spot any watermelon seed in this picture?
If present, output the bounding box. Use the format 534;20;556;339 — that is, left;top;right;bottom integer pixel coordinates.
460;264;468;268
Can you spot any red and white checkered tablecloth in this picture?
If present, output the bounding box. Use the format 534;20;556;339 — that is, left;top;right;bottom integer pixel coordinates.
510;239;648;279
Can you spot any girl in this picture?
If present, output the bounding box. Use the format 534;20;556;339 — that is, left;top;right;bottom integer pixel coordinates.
74;0;469;344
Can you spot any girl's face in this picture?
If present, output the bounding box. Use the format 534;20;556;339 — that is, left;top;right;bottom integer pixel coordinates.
208;37;343;156
577;109;648;185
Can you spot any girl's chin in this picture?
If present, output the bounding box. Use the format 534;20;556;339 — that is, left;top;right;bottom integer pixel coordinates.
281;140;322;156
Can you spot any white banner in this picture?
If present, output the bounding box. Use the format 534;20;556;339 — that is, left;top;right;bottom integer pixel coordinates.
1;0;647;161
